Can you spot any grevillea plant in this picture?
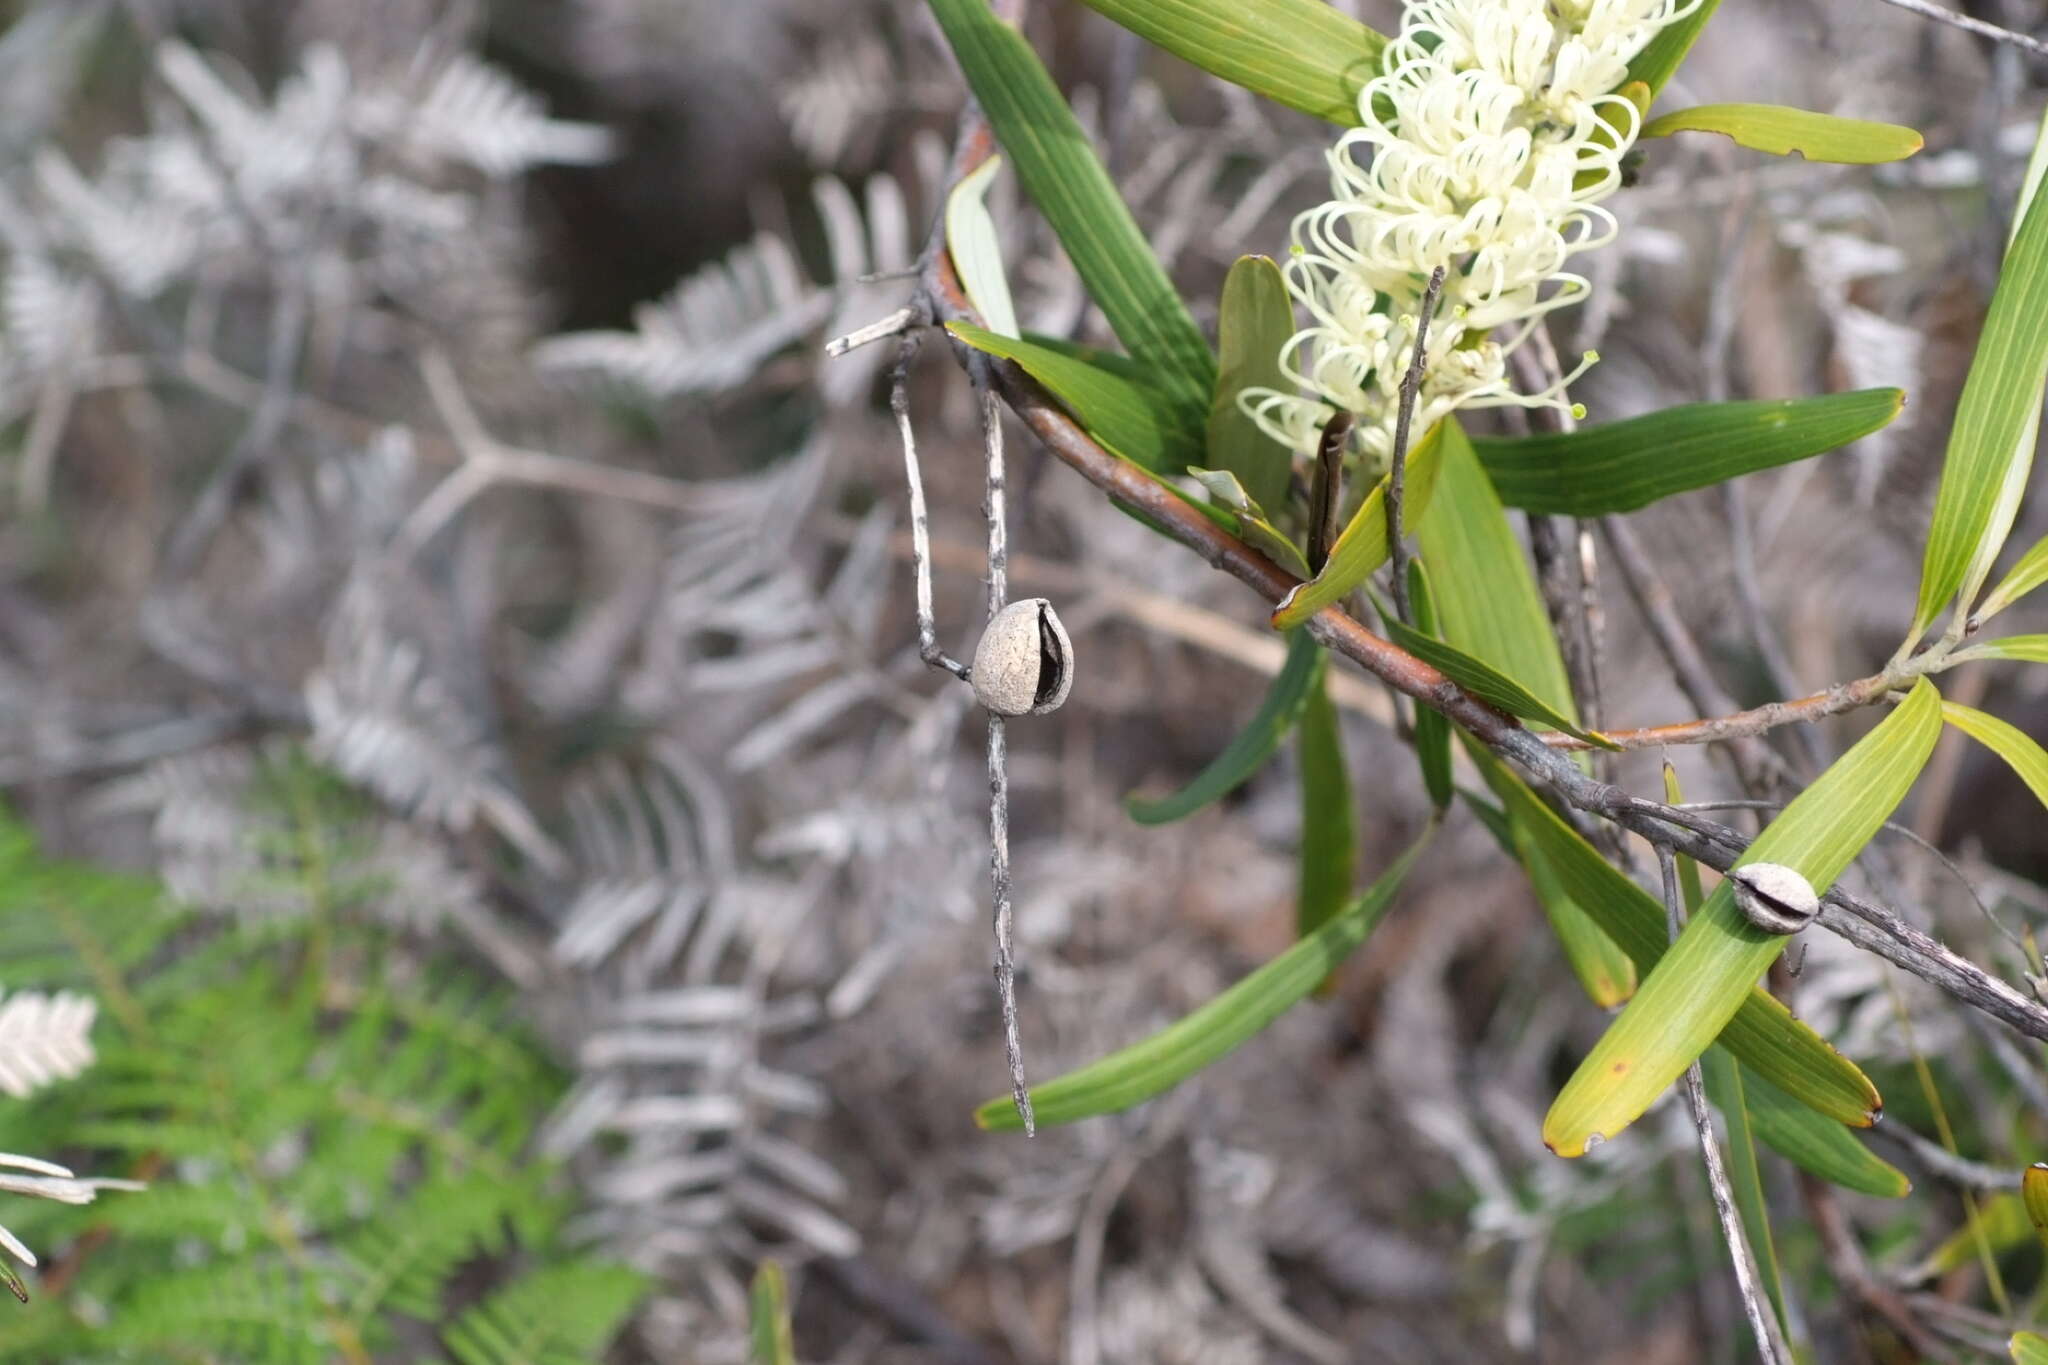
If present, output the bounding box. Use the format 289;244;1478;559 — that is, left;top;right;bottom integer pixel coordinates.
856;0;2048;1356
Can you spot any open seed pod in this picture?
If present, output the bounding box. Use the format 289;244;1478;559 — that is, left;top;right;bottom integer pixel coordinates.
970;598;1073;717
1729;863;1819;936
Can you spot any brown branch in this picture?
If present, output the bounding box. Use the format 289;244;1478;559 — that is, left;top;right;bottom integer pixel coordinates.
900;10;2048;1060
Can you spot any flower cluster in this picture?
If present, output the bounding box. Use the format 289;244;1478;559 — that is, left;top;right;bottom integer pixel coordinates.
1244;0;1700;467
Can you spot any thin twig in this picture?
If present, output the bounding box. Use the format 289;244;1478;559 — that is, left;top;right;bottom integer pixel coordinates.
826;304;920;358
1386;266;1445;623
973;353;1033;1137
1872;0;2048;56
890;332;972;680
1658;844;1792;1365
1599;514;1785;790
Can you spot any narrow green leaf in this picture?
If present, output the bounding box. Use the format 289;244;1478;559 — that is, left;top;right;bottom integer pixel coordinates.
1641;104;1923;164
1184;466;1312;576
1942;700;2048;814
1208;256;1298;515
1384;618;1618;750
1127;630;1324;824
1625;0;1721;97
1487;765;1882;1129
1697;1050;1787;1328
950;322;1201;474
1415;417;1576;719
1545;680;1942;1156
976;827;1435;1130
945;155;1020;338
1961;634;2048;664
1513;821;1636;1007
1471;391;1904;516
1976;534;2048;622
1271;421;1447;628
750;1262;795;1365
927;0;1215;415
2024;1163;2048;1245
1407;562;1453;810
1072;0;1385;125
1910;112;2048;636
2015;1331;2048;1365
1296;669;1355;941
1734;1064;1910;1198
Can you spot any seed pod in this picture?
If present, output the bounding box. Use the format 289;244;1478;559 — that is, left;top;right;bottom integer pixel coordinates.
970;598;1073;717
1729;863;1819;936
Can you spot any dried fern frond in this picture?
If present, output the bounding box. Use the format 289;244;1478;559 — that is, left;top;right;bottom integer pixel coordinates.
0;991;96;1100
534;231;829;399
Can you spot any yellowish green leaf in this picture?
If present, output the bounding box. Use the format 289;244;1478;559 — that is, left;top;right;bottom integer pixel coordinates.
1385;618;1618;750
1942;700;2048;815
2015;1331;2048;1365
1641;104;1923;163
1544;681;1941;1156
1271;421;1447;628
945;155;1019;338
1482;761;1876;1125
1977;534;2048;623
2026;1163;2048;1245
750;1262;795;1365
1071;0;1385;125
1910;108;2048;637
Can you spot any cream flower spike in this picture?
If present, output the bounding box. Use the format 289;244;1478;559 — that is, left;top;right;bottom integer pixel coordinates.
1243;0;1699;467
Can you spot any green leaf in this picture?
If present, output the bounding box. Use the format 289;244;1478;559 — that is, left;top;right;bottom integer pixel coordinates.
2015;1331;2048;1365
1406;562;1453;810
945;155;1020;338
1208;256;1299;515
1976;534;2048;622
750;1261;795;1365
1512;820;1636;1007
1961;634;2048;663
1271;419;1449;628
2024;1163;2048;1245
1183;466;1312;576
1471;390;1904;516
1127;630;1324;824
1625;0;1721;97
1071;0;1385;125
950;322;1201;474
1732;1063;1909;1198
976;826;1434;1130
1697;1049;1787;1329
1909;111;2048;637
1296;668;1355;942
1641;104;1923;163
1486;766;1881;1129
1545;680;1942;1156
1414;417;1576;720
926;0;1215;416
1942;700;2048;815
1384;617;1617;750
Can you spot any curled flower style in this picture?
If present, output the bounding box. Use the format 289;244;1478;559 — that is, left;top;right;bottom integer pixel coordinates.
1244;0;1699;468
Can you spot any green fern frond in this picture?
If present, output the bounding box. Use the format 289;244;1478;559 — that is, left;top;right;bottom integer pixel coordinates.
441;1261;650;1365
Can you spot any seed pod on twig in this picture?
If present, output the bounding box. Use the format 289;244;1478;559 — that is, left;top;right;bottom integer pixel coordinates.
1729;863;1819;936
970;598;1073;717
